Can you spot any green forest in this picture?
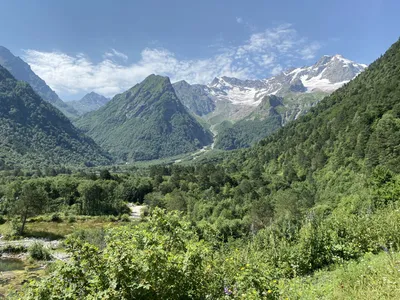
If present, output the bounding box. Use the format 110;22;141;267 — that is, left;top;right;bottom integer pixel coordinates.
1;36;400;299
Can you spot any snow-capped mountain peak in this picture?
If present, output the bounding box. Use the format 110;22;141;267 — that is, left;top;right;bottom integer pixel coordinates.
203;55;367;107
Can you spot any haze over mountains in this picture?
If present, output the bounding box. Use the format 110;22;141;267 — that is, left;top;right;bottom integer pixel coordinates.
68;92;110;115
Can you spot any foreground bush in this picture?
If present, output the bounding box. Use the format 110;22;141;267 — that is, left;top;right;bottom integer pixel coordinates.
17;209;278;299
28;242;52;261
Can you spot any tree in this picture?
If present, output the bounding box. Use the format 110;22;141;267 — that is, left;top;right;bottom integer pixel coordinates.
99;169;112;180
8;181;47;235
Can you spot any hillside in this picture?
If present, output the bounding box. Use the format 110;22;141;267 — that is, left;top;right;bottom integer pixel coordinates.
171;55;365;150
75;75;213;161
172;80;215;116
0;46;79;119
214;92;325;149
0;65;111;169
242;39;400;176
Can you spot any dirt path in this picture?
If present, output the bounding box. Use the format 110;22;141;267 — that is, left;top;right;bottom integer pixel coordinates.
127;203;146;219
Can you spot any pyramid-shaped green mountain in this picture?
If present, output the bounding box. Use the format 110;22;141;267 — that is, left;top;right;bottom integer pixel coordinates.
75;75;213;161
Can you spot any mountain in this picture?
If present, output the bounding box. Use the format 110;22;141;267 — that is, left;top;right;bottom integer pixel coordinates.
214;91;326;149
68;92;110;115
173;54;367;149
17;39;400;299
243;38;400;175
75;75;213;161
214;95;284;149
0;46;79;118
172;80;215;116
0;65;111;169
207;54;367;107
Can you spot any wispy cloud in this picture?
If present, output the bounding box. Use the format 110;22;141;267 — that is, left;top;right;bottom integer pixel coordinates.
236;17;243;24
23;24;321;98
103;48;128;61
235;16;256;31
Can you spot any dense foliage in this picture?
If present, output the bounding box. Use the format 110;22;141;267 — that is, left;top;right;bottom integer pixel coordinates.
0;66;111;169
3;39;400;299
75;75;213;161
0;171;155;235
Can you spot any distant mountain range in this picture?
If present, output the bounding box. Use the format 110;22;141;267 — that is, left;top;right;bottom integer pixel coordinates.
0;44;368;162
0;46;79;118
75;75;213;161
68;92;110;115
173;54;367;149
0;65;110;169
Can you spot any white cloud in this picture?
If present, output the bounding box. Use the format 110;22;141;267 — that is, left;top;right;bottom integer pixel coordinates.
103;48;128;61
23;24;322;98
299;42;321;60
236;17;243;24
271;65;283;75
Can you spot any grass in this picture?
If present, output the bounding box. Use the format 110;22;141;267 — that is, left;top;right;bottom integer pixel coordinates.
279;251;400;299
0;216;118;240
24;219;115;240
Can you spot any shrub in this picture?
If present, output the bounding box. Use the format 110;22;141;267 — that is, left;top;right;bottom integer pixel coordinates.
50;213;62;223
29;216;45;223
108;215;118;222
68;215;76;223
71;228;107;249
120;213;131;222
0;244;27;254
28;242;52;261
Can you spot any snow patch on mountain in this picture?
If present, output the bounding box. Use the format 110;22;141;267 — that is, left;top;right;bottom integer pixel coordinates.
204;54;367;105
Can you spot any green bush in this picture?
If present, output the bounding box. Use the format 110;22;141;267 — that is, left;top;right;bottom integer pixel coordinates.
108;215;118;222
119;213;131;222
0;215;6;224
68;215;76;223
50;213;62;223
28;242;52;261
0;244;27;254
71;228;107;249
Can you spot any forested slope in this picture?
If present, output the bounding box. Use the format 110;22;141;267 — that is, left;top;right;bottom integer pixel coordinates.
0;65;111;168
76;75;213;161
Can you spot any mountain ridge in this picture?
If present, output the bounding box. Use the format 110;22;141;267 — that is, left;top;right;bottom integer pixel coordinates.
75;74;213;161
0;46;79;118
0;65;111;168
173;54;366;150
68;91;110;115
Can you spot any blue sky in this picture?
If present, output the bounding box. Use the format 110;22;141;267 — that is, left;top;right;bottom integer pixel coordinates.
0;0;399;100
